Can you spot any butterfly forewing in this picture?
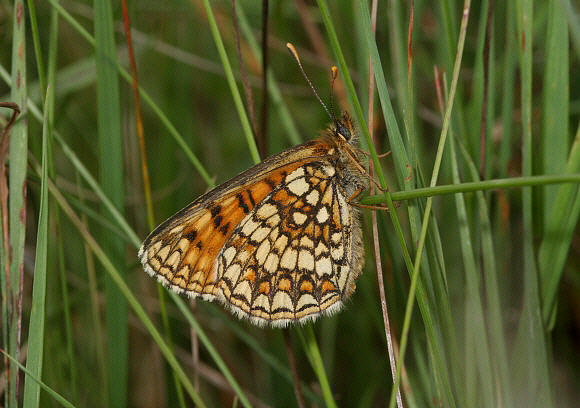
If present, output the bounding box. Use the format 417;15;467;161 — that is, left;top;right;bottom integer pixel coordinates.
139;142;340;297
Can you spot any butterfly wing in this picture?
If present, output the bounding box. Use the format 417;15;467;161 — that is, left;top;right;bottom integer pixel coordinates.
213;160;364;327
139;141;331;299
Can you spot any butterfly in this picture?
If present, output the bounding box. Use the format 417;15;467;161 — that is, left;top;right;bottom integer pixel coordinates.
139;112;368;327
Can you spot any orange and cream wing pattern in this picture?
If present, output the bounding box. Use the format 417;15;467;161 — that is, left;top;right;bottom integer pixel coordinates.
215;160;363;326
139;112;367;327
138;145;319;299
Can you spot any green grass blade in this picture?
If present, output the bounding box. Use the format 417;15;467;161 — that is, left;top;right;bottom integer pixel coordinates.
539;124;580;323
514;0;553;406
40;177;207;407
202;307;322;404
448;132;495;407
172;295;252;408
390;3;472;407
22;86;51;408
2;351;76;408
93;0;127;405
26;0;46;101
362;174;580;203
297;326;337;408
541;0;569;226
201;0;260;164
498;1;517;178
354;2;460;405
7;1;28;406
561;0;580;57
16;83;255;406
454;136;515;407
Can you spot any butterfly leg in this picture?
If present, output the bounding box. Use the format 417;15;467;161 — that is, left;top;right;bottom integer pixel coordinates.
346;187;393;211
355;146;391;159
347;187;403;211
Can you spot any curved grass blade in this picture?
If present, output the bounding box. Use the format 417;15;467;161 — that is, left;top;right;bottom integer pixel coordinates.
2;350;75;408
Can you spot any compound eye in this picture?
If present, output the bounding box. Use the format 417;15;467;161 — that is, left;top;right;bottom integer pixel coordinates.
336;123;351;140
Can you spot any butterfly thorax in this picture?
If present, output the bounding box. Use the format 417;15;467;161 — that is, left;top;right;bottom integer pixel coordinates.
317;112;368;201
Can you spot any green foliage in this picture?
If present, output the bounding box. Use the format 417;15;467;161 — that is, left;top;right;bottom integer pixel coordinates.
1;1;579;407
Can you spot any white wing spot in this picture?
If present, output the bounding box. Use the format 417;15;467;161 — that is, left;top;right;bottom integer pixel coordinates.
169;225;185;235
264;253;280;274
296;293;317;310
156;245;170;263
166;251;181;269
300;236;314;249
305;189;320;205
315;241;328;257
233;280;252;297
224;263;241;283
251;226;270;242
315;257;332;277
331;244;344;261
256;240;271;265
256;203;277;220
237;249;250;264
280;248;298;270
293;212;307;225
337;190;351;227
273;234;289;253
241;218;260;237
316;206;329;223
223;246;236;266
266;213;281;227
273;291;293;310
322;164;336;177
298;249;314;272
285;167;305;183
287;178;310;196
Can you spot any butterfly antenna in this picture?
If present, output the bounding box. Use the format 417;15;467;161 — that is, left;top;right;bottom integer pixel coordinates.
286;43;333;121
329;66;338;121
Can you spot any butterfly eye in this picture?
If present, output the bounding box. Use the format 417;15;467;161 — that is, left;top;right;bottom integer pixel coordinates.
336;123;351;140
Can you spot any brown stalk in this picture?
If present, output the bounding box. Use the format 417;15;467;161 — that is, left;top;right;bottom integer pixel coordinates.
367;1;404;406
0;102;20;388
121;1;188;404
480;0;494;177
0;102;20;282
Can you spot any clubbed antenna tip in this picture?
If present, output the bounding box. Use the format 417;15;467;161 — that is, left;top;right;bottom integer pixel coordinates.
286;43;334;122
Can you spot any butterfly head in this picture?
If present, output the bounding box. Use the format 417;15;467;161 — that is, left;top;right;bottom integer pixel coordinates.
333;112;356;144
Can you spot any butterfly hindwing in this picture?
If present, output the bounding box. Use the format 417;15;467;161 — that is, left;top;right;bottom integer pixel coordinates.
213;160;362;326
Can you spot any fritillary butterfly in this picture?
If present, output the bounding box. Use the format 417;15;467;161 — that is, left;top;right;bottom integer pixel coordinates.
139;112;367;327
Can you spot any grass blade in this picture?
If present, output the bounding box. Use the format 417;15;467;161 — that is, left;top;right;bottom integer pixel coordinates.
539;124;580;323
94;0;127;405
513;0;553;405
22;86;52;408
200;0;260;163
2;350;75;408
6;1;28;406
448;131;495;407
541;0;569;226
36;173;207;407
